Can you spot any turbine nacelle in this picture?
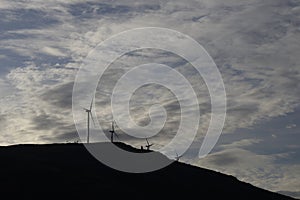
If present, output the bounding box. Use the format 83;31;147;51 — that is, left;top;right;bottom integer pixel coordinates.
145;138;154;150
82;98;95;144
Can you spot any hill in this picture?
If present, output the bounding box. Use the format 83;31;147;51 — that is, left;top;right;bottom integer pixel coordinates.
0;142;295;199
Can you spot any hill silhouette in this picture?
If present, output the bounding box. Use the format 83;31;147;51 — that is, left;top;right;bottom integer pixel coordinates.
0;142;295;199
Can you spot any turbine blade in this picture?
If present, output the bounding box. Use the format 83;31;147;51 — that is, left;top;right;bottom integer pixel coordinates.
90;112;96;127
90;97;94;110
146;138;149;145
80;105;89;111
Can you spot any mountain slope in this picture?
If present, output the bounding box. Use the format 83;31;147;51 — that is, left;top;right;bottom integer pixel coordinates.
0;142;295;199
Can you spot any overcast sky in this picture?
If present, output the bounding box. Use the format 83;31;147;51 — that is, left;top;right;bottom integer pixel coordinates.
0;0;299;198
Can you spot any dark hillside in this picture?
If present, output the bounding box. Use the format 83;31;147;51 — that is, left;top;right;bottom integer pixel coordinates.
0;143;295;199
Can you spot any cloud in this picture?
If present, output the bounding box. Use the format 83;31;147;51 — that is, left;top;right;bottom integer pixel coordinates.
0;8;60;32
196;147;300;196
67;1;160;20
39;129;78;142
0;0;298;148
220;138;262;149
0;78;16;98
41;81;74;109
278;191;300;199
0;0;298;152
41;47;66;57
286;124;297;129
0;63;76;145
31;113;66;131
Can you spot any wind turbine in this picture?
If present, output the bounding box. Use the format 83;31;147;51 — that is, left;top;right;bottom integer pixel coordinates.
82;98;95;144
175;151;183;161
109;120;118;143
145;138;153;150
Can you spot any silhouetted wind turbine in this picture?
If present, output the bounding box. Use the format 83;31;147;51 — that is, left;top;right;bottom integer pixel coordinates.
145;138;153;150
82;98;95;144
175;151;183;161
109;120;118;143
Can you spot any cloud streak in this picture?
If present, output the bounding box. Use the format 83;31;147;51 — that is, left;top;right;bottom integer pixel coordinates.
196;146;300;198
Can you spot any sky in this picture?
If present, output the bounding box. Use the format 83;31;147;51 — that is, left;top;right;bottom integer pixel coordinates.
0;0;299;198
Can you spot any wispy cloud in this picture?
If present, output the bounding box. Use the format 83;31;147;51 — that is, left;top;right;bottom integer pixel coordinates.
196;147;300;196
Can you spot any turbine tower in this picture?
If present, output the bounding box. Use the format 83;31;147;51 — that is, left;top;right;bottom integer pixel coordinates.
82;98;95;144
109;120;118;143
